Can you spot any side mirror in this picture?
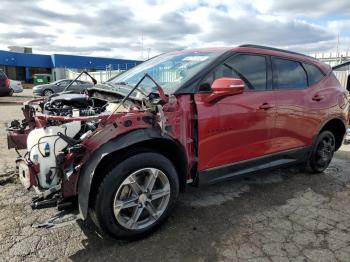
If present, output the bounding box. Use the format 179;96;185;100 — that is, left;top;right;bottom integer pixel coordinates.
205;77;245;103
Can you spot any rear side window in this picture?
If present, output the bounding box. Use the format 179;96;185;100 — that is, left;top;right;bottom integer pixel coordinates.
303;63;324;86
200;54;267;91
272;58;307;89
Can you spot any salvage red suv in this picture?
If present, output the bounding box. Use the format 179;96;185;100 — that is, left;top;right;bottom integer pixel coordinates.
7;45;349;240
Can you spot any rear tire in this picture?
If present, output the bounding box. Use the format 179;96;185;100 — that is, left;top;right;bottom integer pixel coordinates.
91;152;179;240
8;88;14;96
305;130;335;173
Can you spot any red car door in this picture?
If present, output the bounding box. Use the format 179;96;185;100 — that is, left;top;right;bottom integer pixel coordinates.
270;57;323;152
194;54;276;171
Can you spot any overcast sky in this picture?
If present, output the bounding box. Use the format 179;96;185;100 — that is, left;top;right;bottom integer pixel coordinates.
0;0;349;60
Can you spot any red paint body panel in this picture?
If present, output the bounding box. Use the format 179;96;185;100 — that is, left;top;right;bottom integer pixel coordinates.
194;90;276;171
271;74;348;153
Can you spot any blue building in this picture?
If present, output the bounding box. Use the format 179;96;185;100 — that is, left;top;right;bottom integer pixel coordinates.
0;50;141;82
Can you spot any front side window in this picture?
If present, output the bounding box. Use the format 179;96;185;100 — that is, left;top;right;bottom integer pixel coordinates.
272;58;307;89
200;54;267;91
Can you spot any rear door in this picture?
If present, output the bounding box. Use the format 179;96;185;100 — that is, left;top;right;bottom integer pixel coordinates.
270;57;313;151
194;53;276;171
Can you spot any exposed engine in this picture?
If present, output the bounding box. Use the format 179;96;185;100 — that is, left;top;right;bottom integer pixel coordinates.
43;93;104;117
14;91;143;192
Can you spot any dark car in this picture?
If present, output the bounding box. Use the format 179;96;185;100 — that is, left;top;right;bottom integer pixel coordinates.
7;45;349;240
32;79;93;96
0;70;11;96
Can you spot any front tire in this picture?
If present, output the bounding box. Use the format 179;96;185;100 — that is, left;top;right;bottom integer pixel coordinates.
92;152;179;240
43;89;54;96
305;130;335;173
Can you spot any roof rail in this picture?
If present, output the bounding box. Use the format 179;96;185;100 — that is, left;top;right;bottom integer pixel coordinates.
239;44;315;59
332;61;350;70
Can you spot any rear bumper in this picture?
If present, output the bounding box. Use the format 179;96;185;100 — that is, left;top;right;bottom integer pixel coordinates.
13;87;23;93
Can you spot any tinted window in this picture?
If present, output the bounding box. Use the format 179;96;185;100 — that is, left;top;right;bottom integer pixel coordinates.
200;54;267;91
272;58;307;89
303;63;324;86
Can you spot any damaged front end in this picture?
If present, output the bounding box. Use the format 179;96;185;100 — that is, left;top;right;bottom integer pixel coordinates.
7;83;168;214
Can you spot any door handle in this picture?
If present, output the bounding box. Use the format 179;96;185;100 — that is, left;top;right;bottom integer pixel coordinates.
312;95;324;101
258;103;274;110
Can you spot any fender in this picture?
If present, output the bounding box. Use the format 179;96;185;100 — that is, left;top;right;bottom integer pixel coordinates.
77;128;181;219
313;116;347;150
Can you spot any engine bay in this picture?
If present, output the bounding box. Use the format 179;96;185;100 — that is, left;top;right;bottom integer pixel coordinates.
8;87;161;194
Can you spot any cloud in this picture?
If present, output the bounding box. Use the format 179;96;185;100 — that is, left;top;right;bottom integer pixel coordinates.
202;12;335;46
78;8;200;41
0;0;346;59
260;0;350;17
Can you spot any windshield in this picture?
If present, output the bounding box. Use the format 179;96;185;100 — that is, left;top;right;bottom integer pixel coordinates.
109;50;224;94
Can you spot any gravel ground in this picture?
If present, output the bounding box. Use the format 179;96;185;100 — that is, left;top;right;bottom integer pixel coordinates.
0;95;350;261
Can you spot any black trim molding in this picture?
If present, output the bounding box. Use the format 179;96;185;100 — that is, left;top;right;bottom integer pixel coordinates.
198;146;311;185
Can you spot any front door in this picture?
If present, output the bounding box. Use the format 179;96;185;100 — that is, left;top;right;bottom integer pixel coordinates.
194;53;276;171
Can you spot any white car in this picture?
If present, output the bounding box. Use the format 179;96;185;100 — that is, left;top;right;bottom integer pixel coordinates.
345;128;350;144
9;80;23;95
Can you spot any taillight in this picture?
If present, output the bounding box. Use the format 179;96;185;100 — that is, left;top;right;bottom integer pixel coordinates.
5;79;10;89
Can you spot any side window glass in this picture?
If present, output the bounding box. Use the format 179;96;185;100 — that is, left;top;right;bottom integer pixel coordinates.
199;54;267;91
226;55;267;90
272;58;307;89
303;63;324;86
58;81;67;86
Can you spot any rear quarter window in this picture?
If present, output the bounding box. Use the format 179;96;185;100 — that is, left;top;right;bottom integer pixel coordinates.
303;63;325;86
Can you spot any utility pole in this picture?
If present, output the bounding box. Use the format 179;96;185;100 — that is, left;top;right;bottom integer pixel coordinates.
336;33;340;65
141;32;144;60
147;48;151;59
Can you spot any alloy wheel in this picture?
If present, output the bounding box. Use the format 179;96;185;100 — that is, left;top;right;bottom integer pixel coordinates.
314;133;335;169
113;168;171;230
44;90;53;96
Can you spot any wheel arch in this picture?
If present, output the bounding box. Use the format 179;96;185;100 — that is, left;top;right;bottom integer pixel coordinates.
43;88;54;96
77;128;188;220
318;117;346;151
